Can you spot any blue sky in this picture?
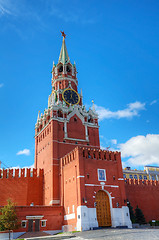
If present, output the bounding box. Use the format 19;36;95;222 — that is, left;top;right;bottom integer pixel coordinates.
0;0;159;170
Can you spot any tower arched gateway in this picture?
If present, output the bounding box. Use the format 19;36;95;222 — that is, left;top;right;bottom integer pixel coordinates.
96;190;111;227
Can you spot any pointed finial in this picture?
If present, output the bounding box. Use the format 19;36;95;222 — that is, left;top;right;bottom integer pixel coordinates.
37;111;40;121
92;100;95;112
51;61;54;74
60;31;66;38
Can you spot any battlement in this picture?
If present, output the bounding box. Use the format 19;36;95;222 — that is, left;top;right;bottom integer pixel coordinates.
61;147;121;167
81;147;120;161
0;168;43;179
124;178;159;186
61;147;78;166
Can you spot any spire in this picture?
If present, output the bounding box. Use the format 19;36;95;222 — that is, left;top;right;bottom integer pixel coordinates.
58;31;70;64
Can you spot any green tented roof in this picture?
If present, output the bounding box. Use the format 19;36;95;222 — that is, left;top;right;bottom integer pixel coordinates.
58;37;70;64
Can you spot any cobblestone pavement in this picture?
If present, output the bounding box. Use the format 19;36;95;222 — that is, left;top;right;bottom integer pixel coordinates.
73;228;159;240
25;229;159;240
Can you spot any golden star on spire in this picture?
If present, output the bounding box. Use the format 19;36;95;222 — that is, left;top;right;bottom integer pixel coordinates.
60;31;66;38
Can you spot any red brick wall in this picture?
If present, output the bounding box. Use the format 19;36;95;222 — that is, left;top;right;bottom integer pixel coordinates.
60;148;80;229
0;169;43;206
125;179;159;222
67;115;85;140
14;206;63;232
35;122;53;205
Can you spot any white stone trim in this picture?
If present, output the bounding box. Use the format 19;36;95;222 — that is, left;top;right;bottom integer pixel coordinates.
64;137;89;142
76;191;132;231
64;213;75;220
26;216;44;220
77;175;85;178
77;206;98;231
21;220;27;228
35;103;99;133
111;206;132;228
41;219;47;227
67;106;85;123
52;139;99;148
97;169;106;181
52;78;78;86
85;125;89;141
72;205;75;213
85;184;119;188
49;200;60;205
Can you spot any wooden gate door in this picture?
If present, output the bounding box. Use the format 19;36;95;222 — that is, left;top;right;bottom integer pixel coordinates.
28;220;33;232
35;219;40;231
96;190;111;227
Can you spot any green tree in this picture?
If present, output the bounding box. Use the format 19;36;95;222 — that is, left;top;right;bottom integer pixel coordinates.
135;205;146;225
0;199;19;240
127;202;136;223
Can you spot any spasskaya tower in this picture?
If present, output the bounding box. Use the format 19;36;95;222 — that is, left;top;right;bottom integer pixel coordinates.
34;32;100;206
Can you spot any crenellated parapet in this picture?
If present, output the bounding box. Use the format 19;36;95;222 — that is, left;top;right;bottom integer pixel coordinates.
124;178;159;186
61;147;78;167
0;168;43;179
81;147;121;161
61;146;121;167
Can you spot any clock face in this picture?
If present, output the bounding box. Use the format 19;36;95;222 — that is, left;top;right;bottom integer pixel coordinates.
62;89;80;105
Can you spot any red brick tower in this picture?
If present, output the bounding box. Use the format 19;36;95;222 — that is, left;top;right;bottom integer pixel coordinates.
34;33;100;206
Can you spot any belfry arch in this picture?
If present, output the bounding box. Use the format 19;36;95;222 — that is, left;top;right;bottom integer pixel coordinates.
96;190;112;227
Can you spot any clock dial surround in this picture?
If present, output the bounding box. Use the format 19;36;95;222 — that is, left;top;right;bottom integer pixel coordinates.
62;89;80;105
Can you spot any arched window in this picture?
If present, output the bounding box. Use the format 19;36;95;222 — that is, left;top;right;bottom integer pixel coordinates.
57;110;63;118
83;150;85;157
66;65;71;73
88;115;93;123
88;151;91;158
59;65;63;73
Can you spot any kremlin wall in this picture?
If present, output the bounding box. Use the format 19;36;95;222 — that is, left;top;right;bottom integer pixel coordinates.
125;178;159;222
0;33;159;236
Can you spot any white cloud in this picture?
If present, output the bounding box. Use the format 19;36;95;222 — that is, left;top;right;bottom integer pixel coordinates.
95;101;145;121
16;149;30;156
150;100;157;105
111;139;117;145
0;0;14;16
0;83;4;88
9;164;34;169
119;134;159;167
